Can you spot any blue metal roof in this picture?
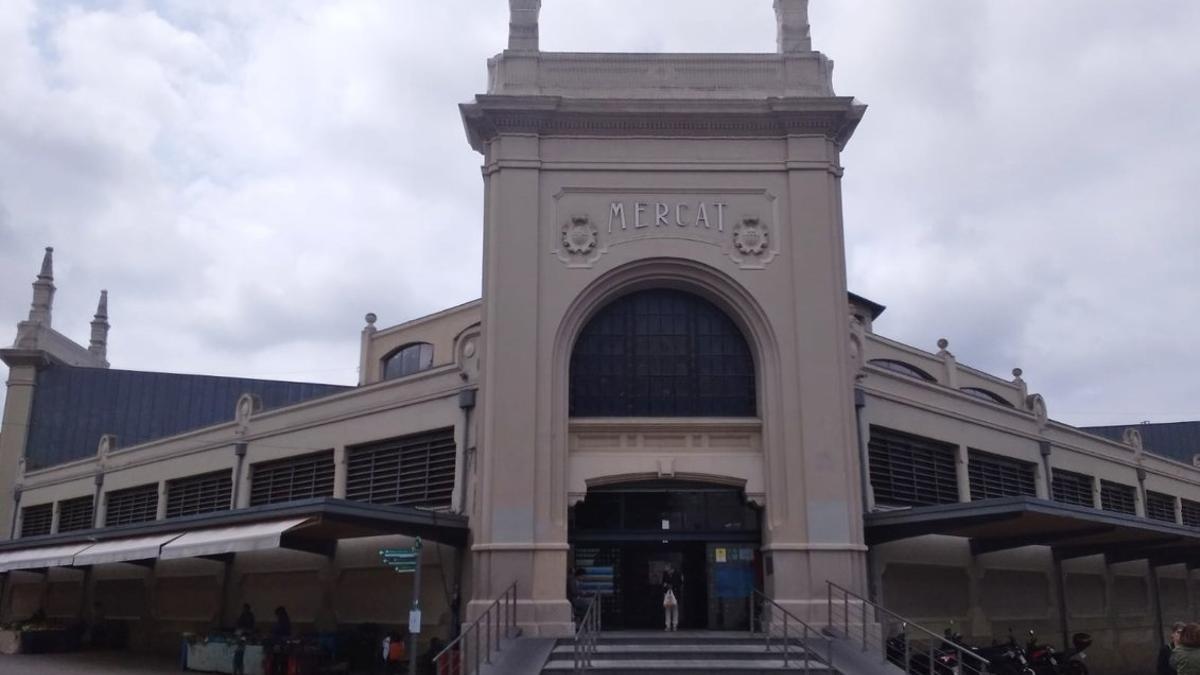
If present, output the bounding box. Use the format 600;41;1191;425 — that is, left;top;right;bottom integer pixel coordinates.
25;364;351;470
1083;421;1200;465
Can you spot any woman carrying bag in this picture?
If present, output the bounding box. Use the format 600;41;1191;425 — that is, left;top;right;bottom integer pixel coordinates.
661;563;684;631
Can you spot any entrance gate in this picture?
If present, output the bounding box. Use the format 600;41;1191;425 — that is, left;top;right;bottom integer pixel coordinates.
569;481;762;631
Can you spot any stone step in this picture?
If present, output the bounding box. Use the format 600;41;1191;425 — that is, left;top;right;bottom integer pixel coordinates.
540;657;834;673
549;644;816;662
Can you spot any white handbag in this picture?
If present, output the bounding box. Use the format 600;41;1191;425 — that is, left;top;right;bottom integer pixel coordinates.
663;589;677;608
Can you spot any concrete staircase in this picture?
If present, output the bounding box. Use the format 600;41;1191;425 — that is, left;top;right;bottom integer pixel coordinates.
539;631;836;674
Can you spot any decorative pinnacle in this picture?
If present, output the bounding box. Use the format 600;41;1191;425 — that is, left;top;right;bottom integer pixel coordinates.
774;0;813;53
365;312;377;326
1012;368;1023;379
508;0;541;52
95;289;109;319
38;247;54;280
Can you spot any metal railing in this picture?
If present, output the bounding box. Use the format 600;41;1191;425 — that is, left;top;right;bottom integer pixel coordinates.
826;581;990;675
573;593;602;673
751;589;835;674
433;581;519;675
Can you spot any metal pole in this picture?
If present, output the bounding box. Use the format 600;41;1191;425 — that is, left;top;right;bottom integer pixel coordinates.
485;603;492;664
862;596;868;652
843;588;849;637
903;633;910;675
409;539;422;675
827;583;833;633
927;639;934;675
783;613;789;666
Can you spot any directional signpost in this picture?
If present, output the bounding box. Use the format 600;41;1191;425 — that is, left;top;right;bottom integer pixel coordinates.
379;537;422;675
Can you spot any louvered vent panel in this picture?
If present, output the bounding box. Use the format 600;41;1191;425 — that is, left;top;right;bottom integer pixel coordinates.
346;428;456;508
166;470;232;519
867;427;959;507
1051;469;1094;507
105;483;159;526
1146;491;1177;523
1099;480;1137;515
1182;499;1200;528
57;496;95;533
968;450;1038;501
20;503;53;538
249;450;334;506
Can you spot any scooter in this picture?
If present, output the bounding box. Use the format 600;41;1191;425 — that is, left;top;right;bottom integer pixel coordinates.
963;630;1035;675
1025;629;1091;675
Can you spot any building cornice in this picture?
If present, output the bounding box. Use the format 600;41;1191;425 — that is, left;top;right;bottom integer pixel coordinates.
0;348;52;369
460;95;866;153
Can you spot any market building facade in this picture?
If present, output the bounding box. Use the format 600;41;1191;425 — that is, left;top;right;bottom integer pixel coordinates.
0;3;1197;674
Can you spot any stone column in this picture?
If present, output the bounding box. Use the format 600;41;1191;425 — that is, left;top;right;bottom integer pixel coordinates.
508;0;541;52
155;481;168;521
333;446;348;499
956;445;972;503
1135;468;1148;518
0;353;43;539
774;0;812;53
236;450;253;509
1039;441;1053;500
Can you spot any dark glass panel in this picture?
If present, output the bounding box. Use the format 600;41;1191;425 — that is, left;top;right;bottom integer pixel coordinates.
569;289;755;417
382;342;434;380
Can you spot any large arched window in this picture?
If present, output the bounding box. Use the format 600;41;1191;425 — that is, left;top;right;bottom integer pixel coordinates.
382;342;434;380
569;289;756;417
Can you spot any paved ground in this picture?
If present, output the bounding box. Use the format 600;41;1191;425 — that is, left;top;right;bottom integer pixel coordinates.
0;651;180;674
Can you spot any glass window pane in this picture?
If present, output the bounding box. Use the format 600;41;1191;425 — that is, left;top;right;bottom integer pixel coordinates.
569;289;755;417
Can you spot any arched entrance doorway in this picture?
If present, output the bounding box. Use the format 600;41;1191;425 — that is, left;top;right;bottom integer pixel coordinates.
570;480;762;630
566;287;764;630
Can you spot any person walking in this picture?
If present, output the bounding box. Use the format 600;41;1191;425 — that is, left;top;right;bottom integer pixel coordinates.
1171;623;1200;675
1160;622;1186;675
661;563;683;632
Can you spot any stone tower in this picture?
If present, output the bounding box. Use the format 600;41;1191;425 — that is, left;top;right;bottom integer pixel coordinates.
462;0;867;635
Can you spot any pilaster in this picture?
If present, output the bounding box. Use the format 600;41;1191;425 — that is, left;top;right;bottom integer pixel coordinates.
0;352;46;541
956;445;972;503
333;445;348;499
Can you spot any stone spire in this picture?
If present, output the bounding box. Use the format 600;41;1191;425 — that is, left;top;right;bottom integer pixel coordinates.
774;0;812;53
89;290;109;362
27;247;56;326
508;0;541;52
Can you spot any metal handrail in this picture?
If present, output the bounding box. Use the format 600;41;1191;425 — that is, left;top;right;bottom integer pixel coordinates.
826;580;991;674
573;593;602;673
751;589;834;674
433;581;519;675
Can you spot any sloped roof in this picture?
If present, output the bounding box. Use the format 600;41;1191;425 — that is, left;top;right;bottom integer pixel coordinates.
25;364;350;470
1083;421;1200;465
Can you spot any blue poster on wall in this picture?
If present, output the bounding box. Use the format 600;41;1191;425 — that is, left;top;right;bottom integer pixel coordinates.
714;565;753;599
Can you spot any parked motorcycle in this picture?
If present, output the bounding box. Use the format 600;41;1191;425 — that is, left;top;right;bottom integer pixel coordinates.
960;630;1035;675
1025;629;1092;675
887;623;974;675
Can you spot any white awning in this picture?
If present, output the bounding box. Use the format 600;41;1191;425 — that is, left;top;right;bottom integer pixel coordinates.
159;517;312;560
0;542;93;572
72;532;183;567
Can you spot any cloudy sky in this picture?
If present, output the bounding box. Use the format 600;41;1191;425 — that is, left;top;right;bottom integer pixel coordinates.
1;0;1198;428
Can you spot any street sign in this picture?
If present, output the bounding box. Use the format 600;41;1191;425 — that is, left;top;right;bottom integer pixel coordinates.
379;544;420;573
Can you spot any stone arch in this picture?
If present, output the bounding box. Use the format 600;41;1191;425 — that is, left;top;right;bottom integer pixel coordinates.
550;257;785;528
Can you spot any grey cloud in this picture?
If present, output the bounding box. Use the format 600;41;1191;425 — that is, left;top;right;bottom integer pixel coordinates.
1;0;1198;428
